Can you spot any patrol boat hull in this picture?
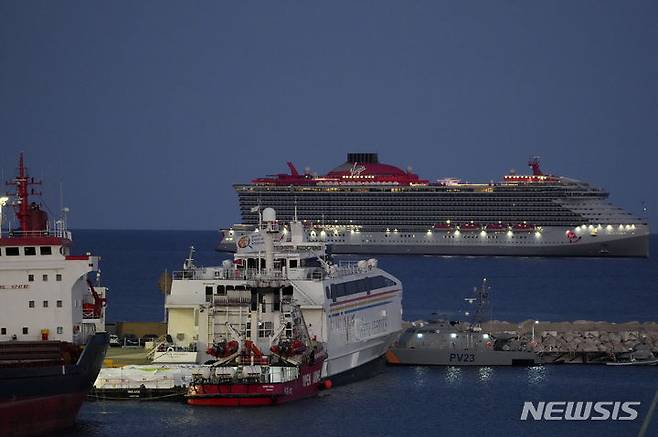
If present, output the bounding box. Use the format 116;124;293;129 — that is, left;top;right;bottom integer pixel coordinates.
386;348;540;366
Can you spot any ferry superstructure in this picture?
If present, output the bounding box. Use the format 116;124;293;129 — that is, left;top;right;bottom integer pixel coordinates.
0;154;108;436
160;208;403;381
217;153;649;257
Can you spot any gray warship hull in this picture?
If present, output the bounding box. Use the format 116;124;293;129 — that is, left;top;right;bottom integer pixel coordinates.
386;347;541;366
387;319;542;367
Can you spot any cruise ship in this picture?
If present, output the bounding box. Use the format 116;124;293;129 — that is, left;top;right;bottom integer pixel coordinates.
217;153;649;257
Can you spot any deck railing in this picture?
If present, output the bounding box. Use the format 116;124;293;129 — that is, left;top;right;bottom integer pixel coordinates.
0;228;72;240
172;260;372;283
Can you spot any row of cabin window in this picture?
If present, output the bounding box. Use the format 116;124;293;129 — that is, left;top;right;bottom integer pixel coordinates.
27;273;62;282
28;300;63;308
1;246;53;256
0;327;64;335
224;321;290;339
327;275;396;300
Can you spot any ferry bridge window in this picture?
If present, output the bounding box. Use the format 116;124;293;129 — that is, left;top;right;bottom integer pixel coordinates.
330;276;396;300
346;280;360;295
22;327;28;335
56;274;62;281
258;321;273;338
216;285;226;296
42;274;48;282
300;258;322;268
6;247;19;256
28;300;34;308
0;328;5;335
43;301;48;308
28;274;34;282
251;292;258;311
57;300;62;308
40;246;52;255
24;247;36;256
289;259;298;268
57;327;63;334
273;293;280;312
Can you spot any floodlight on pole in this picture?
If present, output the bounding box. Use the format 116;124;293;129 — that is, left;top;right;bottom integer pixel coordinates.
0;196;9;239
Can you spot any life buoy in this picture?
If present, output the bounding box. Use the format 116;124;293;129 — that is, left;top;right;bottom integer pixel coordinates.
167;346;174;352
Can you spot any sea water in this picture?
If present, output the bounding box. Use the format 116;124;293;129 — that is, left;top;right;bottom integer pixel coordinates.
66;230;657;437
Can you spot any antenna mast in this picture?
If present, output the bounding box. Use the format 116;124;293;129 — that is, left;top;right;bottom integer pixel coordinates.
465;278;491;330
5;153;42;232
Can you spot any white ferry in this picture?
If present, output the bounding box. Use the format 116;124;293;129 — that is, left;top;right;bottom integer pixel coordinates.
158;208;403;381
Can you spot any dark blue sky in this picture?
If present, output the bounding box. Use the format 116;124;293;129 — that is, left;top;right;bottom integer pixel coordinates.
1;1;656;230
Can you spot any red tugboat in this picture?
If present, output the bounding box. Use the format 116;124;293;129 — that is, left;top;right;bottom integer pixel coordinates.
0;154;108;436
186;295;326;407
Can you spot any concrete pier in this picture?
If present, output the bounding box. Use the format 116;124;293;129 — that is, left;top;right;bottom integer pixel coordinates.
481;320;658;363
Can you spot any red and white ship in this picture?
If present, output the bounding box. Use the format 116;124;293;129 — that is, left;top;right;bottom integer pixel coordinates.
0;154;108;436
186;300;326;407
218;153;649;257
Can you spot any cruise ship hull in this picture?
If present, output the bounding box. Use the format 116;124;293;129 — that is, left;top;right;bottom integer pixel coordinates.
218;227;649;258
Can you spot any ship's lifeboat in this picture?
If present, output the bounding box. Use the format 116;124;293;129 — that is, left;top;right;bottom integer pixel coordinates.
433;223;453;231
82;303;96;318
485;223;507;232
512;223;535;232
459;223;481;232
271;339;307;357
207;340;239;358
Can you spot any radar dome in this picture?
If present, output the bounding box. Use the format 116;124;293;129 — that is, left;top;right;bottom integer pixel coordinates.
262;207;277;222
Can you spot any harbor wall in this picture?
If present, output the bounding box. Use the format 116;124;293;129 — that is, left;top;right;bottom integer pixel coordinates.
111;322;167;338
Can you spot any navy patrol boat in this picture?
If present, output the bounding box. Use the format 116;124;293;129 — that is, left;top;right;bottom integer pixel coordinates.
386;279;541;366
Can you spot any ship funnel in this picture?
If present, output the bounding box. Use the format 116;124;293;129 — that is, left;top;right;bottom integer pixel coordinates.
347;153;378;164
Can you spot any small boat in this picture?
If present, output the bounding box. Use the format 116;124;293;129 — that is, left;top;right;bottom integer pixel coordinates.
387;279;541;367
606;347;657;366
185;296;327;407
606;359;657;366
186;351;326;406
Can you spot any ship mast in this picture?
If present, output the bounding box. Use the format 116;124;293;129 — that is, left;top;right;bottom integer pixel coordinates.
5;153;42;233
465;278;491;330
